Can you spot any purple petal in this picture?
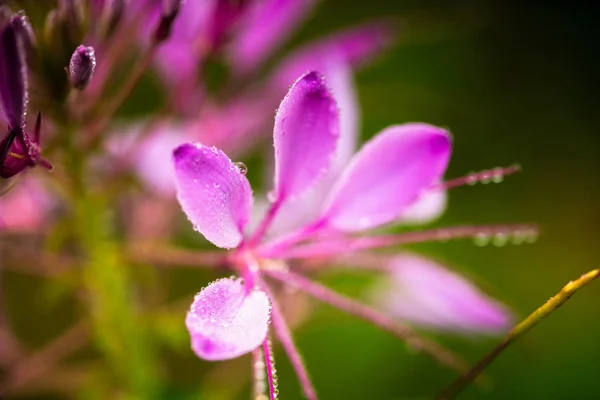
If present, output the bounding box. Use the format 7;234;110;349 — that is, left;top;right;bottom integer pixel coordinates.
173;143;253;249
0;17;27;129
272;71;339;204
269;21;395;92
227;0;318;75
375;254;512;334
262;61;358;237
0;132;34;179
320;123;451;231
186;277;271;361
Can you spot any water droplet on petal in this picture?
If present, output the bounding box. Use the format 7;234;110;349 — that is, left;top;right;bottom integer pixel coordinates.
267;190;277;203
234;162;248;175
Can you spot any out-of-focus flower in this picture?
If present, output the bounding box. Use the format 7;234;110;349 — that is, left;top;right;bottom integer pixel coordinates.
0;178;52;231
373;254;512;334
69;45;96;89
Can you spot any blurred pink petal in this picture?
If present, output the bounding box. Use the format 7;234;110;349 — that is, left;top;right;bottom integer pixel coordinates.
134;124;187;194
227;0;318;75
321;123;451;231
269;21;395;92
173;143;253;249
272;71;339;204
186;277;271;361
400;189;447;225
0;179;51;231
106;122;187;195
375;254;512;334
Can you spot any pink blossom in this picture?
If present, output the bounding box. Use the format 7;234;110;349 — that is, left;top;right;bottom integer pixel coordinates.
171;71;526;398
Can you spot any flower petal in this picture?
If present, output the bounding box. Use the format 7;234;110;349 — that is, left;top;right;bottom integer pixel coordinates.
263;61;358;237
173;143;253;249
186;278;271;361
227;0;318;75
400;189;447;225
321;123;451;231
273;71;339;204
374;254;512;334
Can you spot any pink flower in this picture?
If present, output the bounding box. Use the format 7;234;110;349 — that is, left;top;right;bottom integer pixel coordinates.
173;71;529;398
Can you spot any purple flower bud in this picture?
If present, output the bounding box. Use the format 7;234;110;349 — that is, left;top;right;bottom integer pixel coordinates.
69;45;96;89
10;11;36;52
153;0;183;43
0;13;28;130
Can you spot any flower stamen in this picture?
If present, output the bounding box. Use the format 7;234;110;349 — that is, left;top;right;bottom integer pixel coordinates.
438;164;522;190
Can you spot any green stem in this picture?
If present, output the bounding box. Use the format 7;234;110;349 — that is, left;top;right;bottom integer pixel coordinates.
436;269;600;400
74;193;160;398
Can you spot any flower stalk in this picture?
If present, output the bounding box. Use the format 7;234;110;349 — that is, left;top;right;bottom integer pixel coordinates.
436;269;600;400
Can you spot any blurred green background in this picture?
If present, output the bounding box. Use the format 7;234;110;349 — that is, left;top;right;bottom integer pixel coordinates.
4;0;600;399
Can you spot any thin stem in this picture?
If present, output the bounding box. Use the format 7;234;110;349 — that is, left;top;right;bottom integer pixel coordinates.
0;320;88;394
274;224;539;260
262;282;317;400
437;164;522;190
127;244;226;269
436;269;600;400
262;336;278;400
84;42;159;148
265;269;471;375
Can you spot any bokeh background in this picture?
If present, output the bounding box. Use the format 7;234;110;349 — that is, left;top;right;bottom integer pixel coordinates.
3;0;600;399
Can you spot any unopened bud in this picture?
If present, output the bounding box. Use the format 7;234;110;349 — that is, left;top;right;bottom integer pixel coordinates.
11;11;36;52
0;13;28;130
68;45;96;89
153;0;183;43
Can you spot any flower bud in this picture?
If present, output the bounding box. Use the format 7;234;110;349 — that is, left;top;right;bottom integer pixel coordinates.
0;12;28;130
153;0;183;43
10;11;35;51
68;45;96;89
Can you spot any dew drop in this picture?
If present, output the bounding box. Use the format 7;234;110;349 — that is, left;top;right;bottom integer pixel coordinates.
511;231;526;245
267;190;277;203
466;173;478;186
492;232;509;247
473;232;491;247
524;230;539;244
492;167;505;183
234;162;248;175
480;171;492;184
